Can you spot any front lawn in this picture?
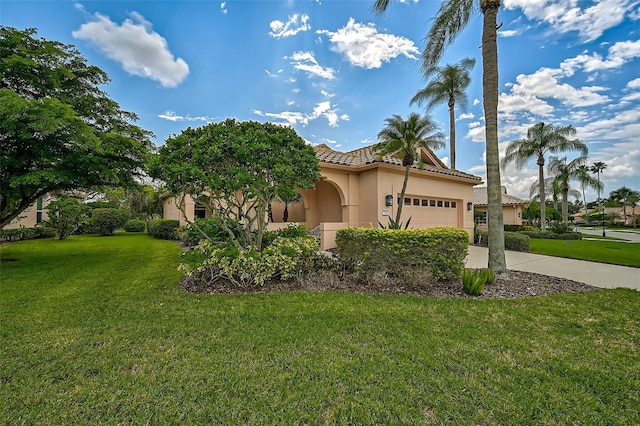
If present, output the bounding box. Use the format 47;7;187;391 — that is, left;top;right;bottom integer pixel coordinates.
1;234;639;424
530;238;640;267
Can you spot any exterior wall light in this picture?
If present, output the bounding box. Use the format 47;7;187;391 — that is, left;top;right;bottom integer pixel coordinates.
385;195;393;206
467;202;473;211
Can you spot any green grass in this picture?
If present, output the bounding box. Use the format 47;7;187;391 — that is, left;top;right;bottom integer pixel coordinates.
530;238;640;267
2;234;639;424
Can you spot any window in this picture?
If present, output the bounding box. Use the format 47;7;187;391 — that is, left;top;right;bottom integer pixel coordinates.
437;200;443;207
404;198;411;205
476;211;487;225
36;197;43;223
430;200;436;207
444;201;450;208
451;201;457;208
194;204;207;219
421;199;428;207
413;198;420;206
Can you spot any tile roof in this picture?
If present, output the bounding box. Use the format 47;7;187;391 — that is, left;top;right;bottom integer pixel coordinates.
314;144;482;182
473;187;529;206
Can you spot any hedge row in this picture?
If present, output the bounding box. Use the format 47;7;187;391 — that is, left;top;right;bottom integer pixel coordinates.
147;219;180;239
124;220;146;233
336;227;469;282
475;230;530;252
520;231;582;240
0;226;56;243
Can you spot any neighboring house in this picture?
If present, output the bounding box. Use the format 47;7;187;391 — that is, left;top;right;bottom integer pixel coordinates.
574;206;640;226
3;195;52;229
161;143;483;249
473;186;529;229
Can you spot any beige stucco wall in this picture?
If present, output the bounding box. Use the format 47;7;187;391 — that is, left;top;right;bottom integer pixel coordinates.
475;205;524;230
4;197;50;229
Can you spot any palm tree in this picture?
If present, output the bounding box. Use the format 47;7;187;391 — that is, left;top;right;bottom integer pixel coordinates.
609;186;640;225
590;161;607;235
627;191;640;228
375;112;445;228
410;58;475;170
575;164;602;216
501;122;587;231
373;0;506;274
548;156;590;223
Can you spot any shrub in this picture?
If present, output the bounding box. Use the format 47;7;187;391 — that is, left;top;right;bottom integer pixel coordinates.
46;195;92;240
462;269;487;295
92;208;128;236
147;219;180;240
262;223;307;247
520;231;582;240
178;218;243;247
476;230;530;252
180;236;321;287
0;226;56;243
336;227;469;284
124;220;146;233
548;222;572;234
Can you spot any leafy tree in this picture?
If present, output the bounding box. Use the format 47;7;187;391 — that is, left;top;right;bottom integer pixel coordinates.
609;186;640;225
45;194;91;240
410;57;475;170
153;119;320;251
101;184;164;220
374;0;508;274
0;27;152;228
374;112;444;228
502;122;587;232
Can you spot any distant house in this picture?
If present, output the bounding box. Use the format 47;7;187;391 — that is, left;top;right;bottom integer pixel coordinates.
473;186;529;229
161;143;483;249
573;206;640;226
3;195;52;229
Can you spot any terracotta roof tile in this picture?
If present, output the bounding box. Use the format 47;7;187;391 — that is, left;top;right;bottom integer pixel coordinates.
473;187;529;206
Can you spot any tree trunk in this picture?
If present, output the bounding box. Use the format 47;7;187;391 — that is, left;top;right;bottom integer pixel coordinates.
537;156;546;232
481;0;506;275
562;189;568;223
395;165;411;225
283;203;289;222
449;97;456;169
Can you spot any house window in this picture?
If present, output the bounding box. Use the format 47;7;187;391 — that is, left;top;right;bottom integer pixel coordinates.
430;200;436;207
36;197;44;223
444;201;450;208
476;211;487;225
397;197;401;205
451;201;457;208
437;200;443;207
413;198;420;206
404;198;411;205
194;204;207;219
421;199;428;207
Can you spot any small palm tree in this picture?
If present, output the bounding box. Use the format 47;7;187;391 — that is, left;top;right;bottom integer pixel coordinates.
501;122;587;231
590;161;607;234
375;112;444;228
575;164;602;215
548;156;592;223
627;191;640;228
609;186;640;224
410;57;475;170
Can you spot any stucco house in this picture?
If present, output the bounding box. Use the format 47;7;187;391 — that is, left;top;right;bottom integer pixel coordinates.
3;195;52;229
162;143;483;249
473;186;529;229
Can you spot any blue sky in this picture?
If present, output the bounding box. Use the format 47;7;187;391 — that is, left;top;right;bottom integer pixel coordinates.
2;0;639;201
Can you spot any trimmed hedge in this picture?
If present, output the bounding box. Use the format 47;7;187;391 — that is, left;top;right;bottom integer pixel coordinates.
475;230;530;252
521;231;582;240
0;226;56;243
124;220;146;233
92;208;128;236
336;227;469;282
147;219;180;240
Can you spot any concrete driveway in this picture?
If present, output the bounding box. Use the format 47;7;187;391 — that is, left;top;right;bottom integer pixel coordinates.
466;246;639;290
579;228;640;242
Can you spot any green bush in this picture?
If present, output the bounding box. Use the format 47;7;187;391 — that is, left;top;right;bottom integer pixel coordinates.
124;220;146;233
462;269;487;295
548;222;572;234
262;223;307;247
180;236;321;287
0;226;56;243
336;227;469;283
178;218;242;247
475;230;530;252
92;208;128;236
520;230;582;240
147;219;180;240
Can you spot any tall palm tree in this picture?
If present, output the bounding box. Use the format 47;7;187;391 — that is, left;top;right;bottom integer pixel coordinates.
548;156;591;223
609;186;639;224
375;112;444;228
410;58;475;170
590;161;607;235
575;164;602;215
501;122;587;231
627;191;640;228
373;0;506;274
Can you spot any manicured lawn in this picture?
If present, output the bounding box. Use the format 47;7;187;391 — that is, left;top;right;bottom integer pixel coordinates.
530;238;640;267
1;234;639;424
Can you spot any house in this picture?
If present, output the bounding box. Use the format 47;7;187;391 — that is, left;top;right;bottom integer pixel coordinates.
473;186;529;229
162;143;483;249
2;195;52;229
573;206;640;226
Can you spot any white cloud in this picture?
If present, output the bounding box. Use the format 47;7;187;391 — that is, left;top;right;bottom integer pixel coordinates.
269;13;310;38
473;99;480;106
499;29;518;37
287;51;336;80
458;112;475;120
498;92;554;117
504;0;637;42
561;40;640;73
220;2;227;14
317;18;419;69
627;78;640;89
72;12;189;87
158;111;215;122
253;100;347;128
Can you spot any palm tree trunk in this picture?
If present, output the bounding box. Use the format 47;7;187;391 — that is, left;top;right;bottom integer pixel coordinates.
449;98;456;169
562;189;568;223
481;0;506;275
538;158;546;232
395;165;411;225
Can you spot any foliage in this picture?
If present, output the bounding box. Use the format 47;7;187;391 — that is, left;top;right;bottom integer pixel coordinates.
520;230;582;240
262;223;308;247
609;186;640;223
378;216;411;230
461;269;487;295
181;236;321;287
92;208;128;236
0;27;152;228
504;224;538;232
476;230;530;252
124;219;146;233
178;217;239;247
152;119;320;251
147;219;180;240
375;112;445;227
548;156;594;223
45;195;92;240
336;227;468;283
0;225;55;243
100;184;165;220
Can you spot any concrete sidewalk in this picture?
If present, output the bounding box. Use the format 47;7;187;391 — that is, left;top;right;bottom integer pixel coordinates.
466;246;639;290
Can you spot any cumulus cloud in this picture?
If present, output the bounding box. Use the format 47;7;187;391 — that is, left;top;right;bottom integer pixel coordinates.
503;0;637;42
72;12;189;87
269;13;310;38
220;2;227;14
287;51;336;80
561;39;640;73
317;18;419;69
252;100;347;127
158;111;216;122
499;29;518;37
